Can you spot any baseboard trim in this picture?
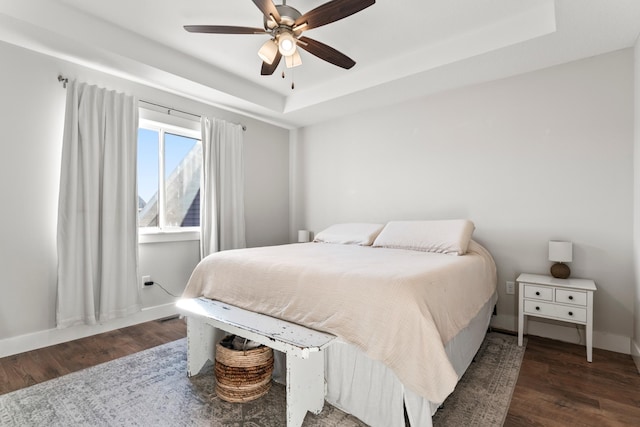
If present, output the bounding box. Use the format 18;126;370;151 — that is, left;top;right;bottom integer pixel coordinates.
0;303;179;359
490;315;631;355
490;314;517;332
632;339;640;374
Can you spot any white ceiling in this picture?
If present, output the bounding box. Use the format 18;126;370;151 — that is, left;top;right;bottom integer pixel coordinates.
1;0;639;128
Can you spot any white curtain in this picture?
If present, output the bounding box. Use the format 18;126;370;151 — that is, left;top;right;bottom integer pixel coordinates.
57;81;141;328
200;116;246;257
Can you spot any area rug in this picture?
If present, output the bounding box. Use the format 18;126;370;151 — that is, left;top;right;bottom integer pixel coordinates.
0;332;524;427
432;332;526;426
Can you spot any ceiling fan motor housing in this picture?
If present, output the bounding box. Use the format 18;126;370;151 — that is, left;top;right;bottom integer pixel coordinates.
264;5;302;29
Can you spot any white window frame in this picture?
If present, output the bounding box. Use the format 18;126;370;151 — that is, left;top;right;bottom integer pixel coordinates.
138;108;201;244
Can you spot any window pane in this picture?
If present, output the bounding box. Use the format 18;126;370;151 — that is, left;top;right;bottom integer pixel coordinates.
137;128;159;227
164;133;202;227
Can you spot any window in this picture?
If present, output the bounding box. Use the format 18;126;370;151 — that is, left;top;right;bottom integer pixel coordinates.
137;115;202;233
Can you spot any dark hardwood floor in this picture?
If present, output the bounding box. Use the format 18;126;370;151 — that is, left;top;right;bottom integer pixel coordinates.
0;316;186;395
1;320;638;426
505;335;640;426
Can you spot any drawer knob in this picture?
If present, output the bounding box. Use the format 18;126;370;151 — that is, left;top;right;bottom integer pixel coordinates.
568;311;573;316
535;291;540;296
568;295;574;300
535;306;540;311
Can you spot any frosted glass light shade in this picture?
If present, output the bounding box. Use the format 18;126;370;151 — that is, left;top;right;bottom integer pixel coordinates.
549;241;572;262
258;39;278;64
285;50;302;68
278;32;297;56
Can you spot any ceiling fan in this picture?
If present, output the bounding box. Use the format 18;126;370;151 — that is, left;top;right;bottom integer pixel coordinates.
184;0;375;76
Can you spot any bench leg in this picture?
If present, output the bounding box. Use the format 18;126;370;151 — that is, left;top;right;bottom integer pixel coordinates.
286;351;325;427
185;317;224;377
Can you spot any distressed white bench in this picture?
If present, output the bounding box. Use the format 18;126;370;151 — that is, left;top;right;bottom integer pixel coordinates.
176;297;336;427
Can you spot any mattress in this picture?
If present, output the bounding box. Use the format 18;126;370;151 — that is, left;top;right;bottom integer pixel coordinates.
183;240;497;404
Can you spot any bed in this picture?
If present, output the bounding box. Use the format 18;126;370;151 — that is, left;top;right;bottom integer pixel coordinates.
182;220;497;427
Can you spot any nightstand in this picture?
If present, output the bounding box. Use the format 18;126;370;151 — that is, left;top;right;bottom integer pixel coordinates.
517;273;596;362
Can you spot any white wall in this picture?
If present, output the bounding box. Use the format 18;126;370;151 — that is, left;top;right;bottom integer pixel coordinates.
291;49;634;353
0;41;290;356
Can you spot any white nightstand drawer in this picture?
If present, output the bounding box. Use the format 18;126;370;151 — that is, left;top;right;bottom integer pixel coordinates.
554;305;587;322
523;300;554;317
556;289;587;306
523;285;553;301
523;300;587;322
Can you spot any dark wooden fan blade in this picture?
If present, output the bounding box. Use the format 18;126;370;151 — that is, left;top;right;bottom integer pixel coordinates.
184;25;266;35
297;36;355;69
252;0;281;22
294;0;375;31
261;52;282;75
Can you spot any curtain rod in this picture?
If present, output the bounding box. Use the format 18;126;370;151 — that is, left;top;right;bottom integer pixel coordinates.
139;100;247;132
57;74;247;131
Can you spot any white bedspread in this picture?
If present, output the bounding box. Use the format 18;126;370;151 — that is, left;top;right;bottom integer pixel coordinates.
182;241;496;403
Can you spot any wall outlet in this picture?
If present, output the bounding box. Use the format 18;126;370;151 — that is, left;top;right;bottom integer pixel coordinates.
142;275;153;287
506;281;515;295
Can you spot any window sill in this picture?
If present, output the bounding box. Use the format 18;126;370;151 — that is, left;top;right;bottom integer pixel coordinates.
139;230;200;244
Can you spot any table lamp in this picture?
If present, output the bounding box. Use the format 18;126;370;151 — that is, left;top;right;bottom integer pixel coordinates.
549;240;572;279
298;230;311;243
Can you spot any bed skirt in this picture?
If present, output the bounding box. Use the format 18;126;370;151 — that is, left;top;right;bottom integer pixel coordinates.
272;291;498;427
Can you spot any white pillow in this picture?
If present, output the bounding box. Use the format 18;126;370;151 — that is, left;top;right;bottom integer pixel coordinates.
372;220;475;255
313;223;385;246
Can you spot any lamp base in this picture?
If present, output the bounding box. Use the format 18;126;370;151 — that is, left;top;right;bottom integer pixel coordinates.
550;262;570;279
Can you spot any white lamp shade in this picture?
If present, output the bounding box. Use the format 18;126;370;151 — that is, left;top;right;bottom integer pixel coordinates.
549;241;572;262
258;39;278;64
285;50;302;68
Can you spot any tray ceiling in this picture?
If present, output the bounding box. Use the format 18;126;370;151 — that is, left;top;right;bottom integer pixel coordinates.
1;0;639;128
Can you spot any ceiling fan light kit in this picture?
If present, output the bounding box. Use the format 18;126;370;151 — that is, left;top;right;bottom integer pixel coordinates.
258;39;279;64
285;50;302;68
184;0;376;79
277;31;297;56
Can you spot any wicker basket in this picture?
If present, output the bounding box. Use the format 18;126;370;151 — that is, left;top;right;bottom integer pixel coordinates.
214;336;274;403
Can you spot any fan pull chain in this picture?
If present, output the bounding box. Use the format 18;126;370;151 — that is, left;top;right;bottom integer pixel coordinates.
280;70;294;90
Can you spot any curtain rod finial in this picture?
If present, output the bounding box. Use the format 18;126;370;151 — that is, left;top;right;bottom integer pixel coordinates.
57;74;69;88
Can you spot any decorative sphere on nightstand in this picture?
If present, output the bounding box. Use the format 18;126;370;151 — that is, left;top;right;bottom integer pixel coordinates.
550;262;570;279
